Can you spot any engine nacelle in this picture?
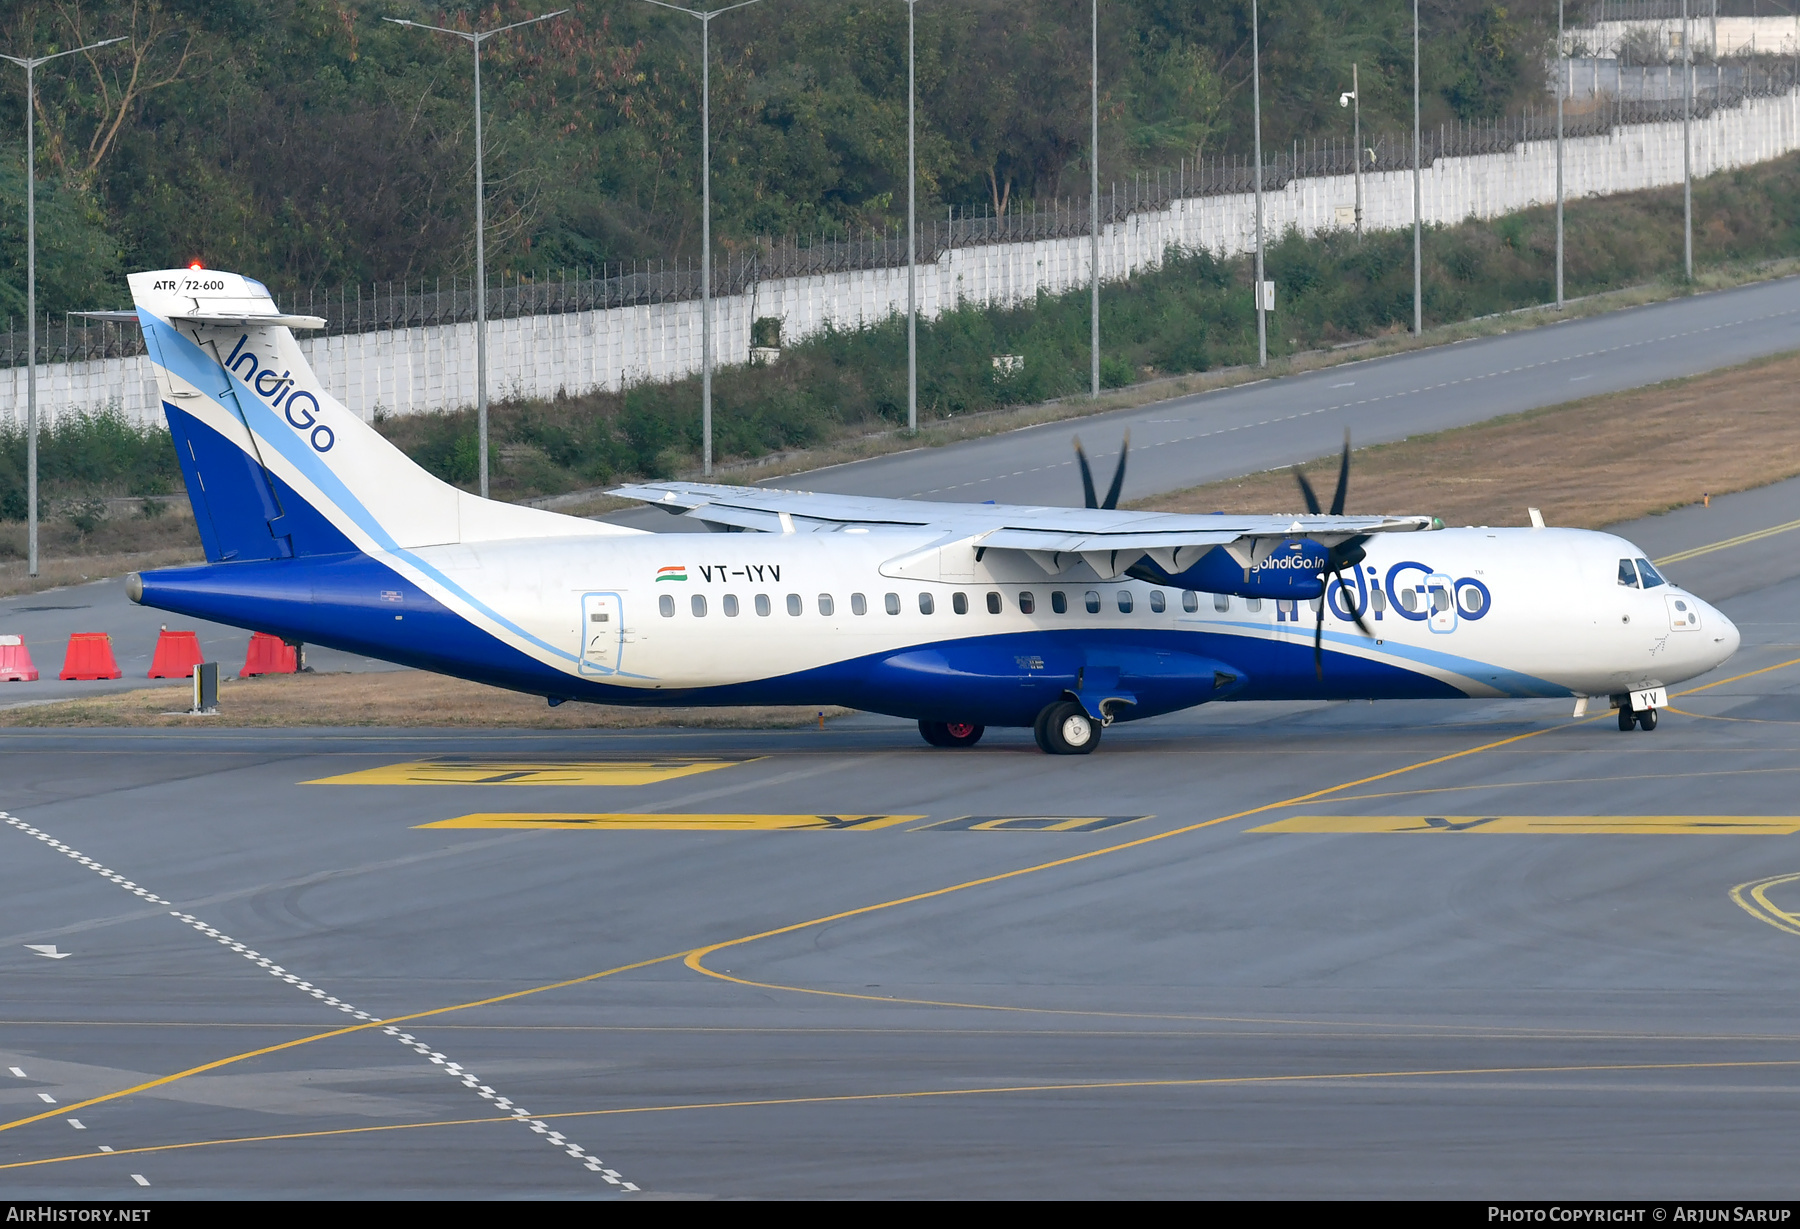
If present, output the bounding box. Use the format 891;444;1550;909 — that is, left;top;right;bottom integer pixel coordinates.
1129;537;1327;599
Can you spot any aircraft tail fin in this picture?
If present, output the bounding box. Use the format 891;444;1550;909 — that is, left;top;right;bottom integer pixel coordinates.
127;268;632;564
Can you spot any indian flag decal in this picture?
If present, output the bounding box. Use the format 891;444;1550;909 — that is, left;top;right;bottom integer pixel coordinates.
656;565;688;582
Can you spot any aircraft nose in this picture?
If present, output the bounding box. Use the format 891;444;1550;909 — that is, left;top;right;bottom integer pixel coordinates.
1708;603;1740;665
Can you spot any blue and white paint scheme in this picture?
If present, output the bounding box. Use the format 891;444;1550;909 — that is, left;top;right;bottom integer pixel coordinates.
113;268;1739;752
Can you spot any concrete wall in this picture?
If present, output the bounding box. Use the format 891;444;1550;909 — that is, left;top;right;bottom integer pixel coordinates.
8;87;1800;430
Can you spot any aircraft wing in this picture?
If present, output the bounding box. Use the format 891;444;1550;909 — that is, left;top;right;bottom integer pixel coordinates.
610;481;1438;579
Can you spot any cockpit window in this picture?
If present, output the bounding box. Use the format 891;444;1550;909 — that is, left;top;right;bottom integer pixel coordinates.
1617;558;1640;588
1635;558;1666;589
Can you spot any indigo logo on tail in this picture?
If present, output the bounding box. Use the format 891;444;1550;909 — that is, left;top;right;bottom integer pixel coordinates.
223;334;335;453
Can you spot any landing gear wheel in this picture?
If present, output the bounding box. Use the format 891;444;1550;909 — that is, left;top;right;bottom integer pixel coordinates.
1034;700;1100;755
1618;706;1636;732
1636;707;1658;731
918;720;985;748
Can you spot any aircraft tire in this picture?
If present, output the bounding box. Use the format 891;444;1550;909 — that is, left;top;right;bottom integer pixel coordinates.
1037;701;1100;755
919;720;985;748
1618;706;1635;732
1636;708;1658;731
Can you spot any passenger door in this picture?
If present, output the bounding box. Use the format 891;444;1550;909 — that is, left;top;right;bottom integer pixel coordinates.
580;592;624;674
1426;573;1458;633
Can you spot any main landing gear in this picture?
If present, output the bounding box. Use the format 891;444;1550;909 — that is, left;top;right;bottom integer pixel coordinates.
1033;700;1101;755
919;720;985;748
1617;703;1658;732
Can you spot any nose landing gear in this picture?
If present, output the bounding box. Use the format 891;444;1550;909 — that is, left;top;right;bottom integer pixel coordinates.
1616;701;1659;731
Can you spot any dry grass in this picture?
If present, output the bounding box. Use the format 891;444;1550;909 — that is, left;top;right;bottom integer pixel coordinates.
1136;349;1800;529
0;547;205;599
0;669;854;729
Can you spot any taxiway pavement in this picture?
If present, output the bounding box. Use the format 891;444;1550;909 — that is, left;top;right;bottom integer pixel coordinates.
3;491;1800;1197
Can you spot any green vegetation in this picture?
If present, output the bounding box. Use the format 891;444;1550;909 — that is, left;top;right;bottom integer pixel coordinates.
9;145;1800;539
1;1;1554;314
383;150;1800;499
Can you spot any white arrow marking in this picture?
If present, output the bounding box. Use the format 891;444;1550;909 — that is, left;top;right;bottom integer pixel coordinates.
24;945;69;959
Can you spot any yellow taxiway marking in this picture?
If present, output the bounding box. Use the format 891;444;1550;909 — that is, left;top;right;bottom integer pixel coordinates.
1654;515;1800;566
9;1056;1800;1174
1249;815;1800;835
1730;872;1800;937
305;757;750;787
419;812;922;831
912;815;1150;833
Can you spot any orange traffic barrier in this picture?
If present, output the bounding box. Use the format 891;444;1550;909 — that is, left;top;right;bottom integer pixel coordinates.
59;633;122;681
147;629;204;679
240;632;296;677
0;635;39;682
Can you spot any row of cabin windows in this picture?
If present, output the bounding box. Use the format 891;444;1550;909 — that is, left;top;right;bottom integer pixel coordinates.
657;589;1281;618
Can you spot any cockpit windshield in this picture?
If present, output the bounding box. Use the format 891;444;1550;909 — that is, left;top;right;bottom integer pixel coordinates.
1617;558;1640;587
1617;557;1668;589
1634;558;1666;588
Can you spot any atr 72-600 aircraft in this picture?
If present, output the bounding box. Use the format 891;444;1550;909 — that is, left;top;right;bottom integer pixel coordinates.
98;269;1739;753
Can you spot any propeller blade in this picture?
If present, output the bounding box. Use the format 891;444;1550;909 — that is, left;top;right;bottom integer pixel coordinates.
1293;466;1322;515
1334;568;1375;638
1074;437;1099;509
1102;429;1130;509
1329;430;1351;516
1313;594;1326;680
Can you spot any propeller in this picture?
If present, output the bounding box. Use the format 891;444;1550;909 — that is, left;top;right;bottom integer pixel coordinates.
1073;430;1129;509
1292;432;1375;677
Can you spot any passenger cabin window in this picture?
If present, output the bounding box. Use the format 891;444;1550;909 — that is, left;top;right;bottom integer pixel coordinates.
1246;598;1263;613
1149;591;1166;613
1430;587;1450;613
1051;591;1068;614
1398;588;1419;612
1370;588;1387;614
691;594;707;617
919;592;935;615
659;594;675;617
1617;558;1640;588
1084;591;1101;614
1116;591;1133;614
723;594;740;617
952;592;969;615
851;593;867;615
1459;584;1486;615
885;592;901;615
1212;593;1229;612
755;594;772;617
1635;558;1666;589
986;591;1002;614
787;594;803;616
1019;591;1036;614
818;594;834;616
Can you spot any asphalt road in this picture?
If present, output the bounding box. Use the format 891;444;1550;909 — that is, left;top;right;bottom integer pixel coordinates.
603;273;1800;533
3;491;1800;1197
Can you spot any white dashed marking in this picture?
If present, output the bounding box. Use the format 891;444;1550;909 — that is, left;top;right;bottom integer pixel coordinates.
8;1067;23;1078
2;811;641;1193
67;1118;85;1129
36;1093;55;1103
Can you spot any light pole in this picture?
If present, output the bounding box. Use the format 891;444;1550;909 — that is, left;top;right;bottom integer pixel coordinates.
1557;0;1565;306
1089;0;1100;398
904;0;918;432
1683;0;1694;281
385;10;564;499
2;36;127;578
1340;64;1361;237
1252;0;1266;368
640;0;766;476
1412;0;1423;336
